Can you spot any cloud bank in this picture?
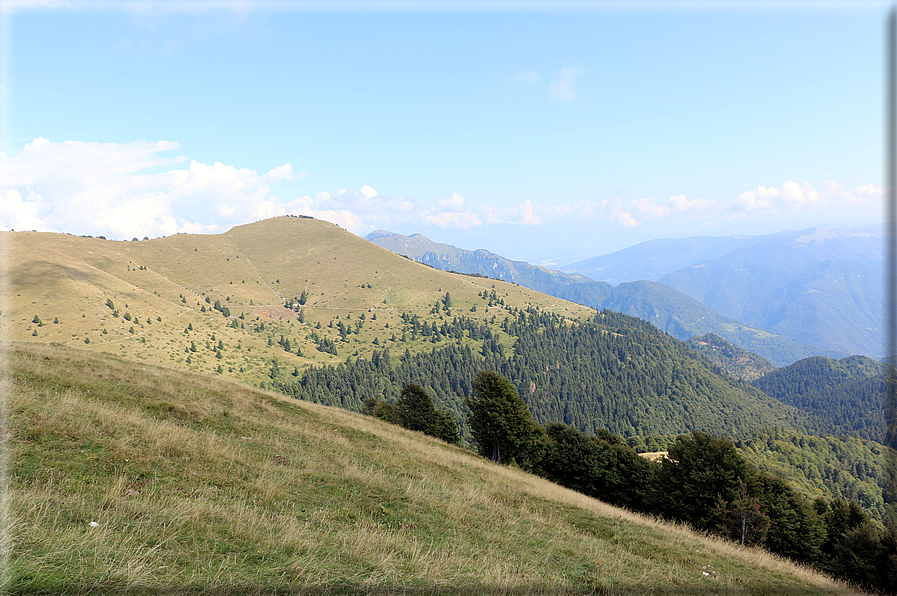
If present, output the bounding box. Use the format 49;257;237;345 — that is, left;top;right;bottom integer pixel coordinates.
0;138;882;245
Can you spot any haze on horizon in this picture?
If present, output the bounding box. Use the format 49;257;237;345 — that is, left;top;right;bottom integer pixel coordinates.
0;1;886;265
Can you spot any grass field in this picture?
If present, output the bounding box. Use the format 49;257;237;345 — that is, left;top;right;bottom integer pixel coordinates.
5;342;866;595
1;218;594;386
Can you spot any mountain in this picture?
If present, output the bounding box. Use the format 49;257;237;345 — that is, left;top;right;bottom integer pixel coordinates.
751;355;890;443
687;333;777;381
658;227;884;358
559;230;796;284
7;217;808;443
274;307;810;441
366;229;614;308
600;280;839;366
11;341;860;595
5;216;593;386
367;230;839;366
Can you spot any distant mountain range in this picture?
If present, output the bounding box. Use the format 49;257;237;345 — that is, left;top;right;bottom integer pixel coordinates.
366;227;877;365
656;228;883;359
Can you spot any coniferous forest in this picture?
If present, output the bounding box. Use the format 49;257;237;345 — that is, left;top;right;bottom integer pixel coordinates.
271;307;806;442
267;306;897;593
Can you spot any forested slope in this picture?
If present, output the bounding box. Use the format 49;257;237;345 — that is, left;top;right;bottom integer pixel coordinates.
751;356;889;442
273;307;808;441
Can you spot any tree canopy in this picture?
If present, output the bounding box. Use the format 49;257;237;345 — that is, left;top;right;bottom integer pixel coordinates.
466;370;543;468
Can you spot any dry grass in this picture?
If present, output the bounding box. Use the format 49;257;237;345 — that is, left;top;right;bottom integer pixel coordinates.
1;219;595;388
4;342;868;595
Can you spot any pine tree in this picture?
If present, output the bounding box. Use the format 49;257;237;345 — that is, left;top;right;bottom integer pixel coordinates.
466;370;543;468
397;384;439;434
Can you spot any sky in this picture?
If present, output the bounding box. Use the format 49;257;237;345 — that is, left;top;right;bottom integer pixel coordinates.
0;1;889;265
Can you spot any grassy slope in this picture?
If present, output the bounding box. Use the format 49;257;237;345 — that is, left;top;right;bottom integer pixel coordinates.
4;218;592;385
7;342;863;595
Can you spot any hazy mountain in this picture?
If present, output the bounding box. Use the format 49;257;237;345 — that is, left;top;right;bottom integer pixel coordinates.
366;230;614;308
659;227;884;358
559;230;796;284
599;280;841;366
367;230;843;366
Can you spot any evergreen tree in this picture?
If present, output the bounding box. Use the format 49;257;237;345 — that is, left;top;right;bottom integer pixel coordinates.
466;370;543;468
397;383;439;434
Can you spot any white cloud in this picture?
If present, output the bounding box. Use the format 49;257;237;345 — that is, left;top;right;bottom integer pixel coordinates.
0;137;295;239
517;200;542;225
669;193;712;212
549;67;582;102
438;192;466;212
3;136;879;246
610;209;638;227
728;180;875;217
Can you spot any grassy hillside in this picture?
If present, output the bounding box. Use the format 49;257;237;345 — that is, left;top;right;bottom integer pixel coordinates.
3;217;592;386
367;229;614;308
6;342;864;595
5;218;815;444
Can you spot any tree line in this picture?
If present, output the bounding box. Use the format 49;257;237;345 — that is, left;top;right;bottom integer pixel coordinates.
372;370;895;594
270;307;807;442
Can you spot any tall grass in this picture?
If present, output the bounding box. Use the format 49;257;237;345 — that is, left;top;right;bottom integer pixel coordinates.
5;342;867;595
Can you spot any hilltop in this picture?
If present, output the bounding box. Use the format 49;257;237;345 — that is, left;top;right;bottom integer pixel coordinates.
5;216;591;385
8;341;863;595
5;217;810;442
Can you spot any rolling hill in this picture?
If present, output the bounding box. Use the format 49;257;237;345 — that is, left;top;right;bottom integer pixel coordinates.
4;216;593;386
4;217;812;443
8;341;864;595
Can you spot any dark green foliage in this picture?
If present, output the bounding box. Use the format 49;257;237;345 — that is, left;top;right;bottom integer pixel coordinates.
361;397;402;425
466;371;543;469
752;355;889;442
541;422;655;512
397;384;439;434
657;432;755;533
713;479;770;547
435;409;460;445
32;315;40;324
814;498;897;593
737;428;893;522
273;308;805;442
392;383;461;445
688;334;777;381
752;471;823;564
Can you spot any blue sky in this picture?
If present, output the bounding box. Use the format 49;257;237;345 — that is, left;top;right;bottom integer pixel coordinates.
0;1;888;264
